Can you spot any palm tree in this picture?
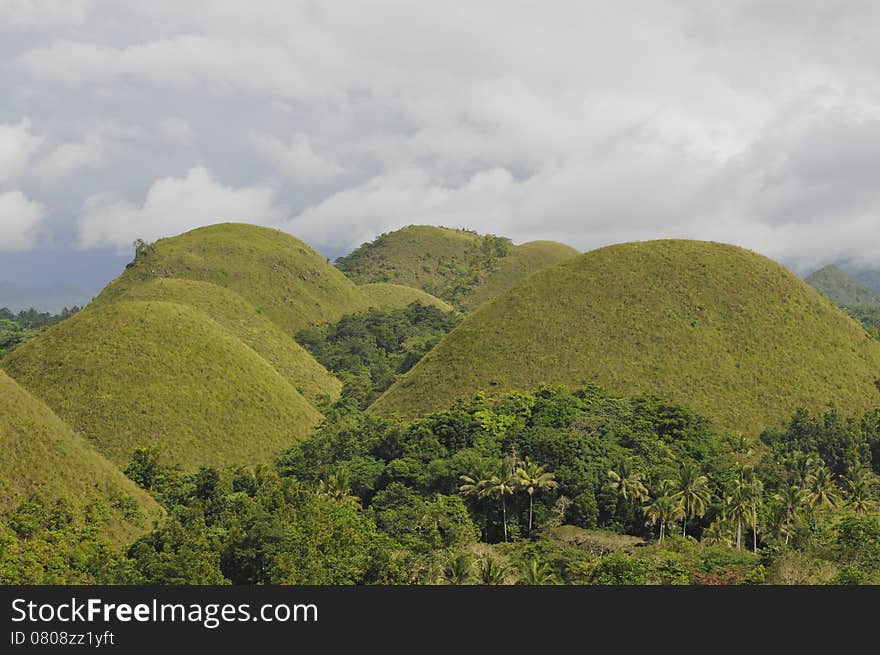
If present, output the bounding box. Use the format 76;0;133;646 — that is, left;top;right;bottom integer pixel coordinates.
643;480;684;545
459;461;497;540
459;461;496;499
784;452;820;489
519;558;557;585
805;466;842;513
763;501;793;545
722;465;762;552
482;464;517;542
606;462;649;503
318;469;360;506
702;517;734;547
843;469;877;515
443;551;472;585
515;458;558;535
673;463;711;537
723;477;751;551
744;469;763;553
774;484;806;545
476;556;510;585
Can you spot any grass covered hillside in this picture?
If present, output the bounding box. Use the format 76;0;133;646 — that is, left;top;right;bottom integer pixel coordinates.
115;278;341;404
96;223;369;334
0;370;159;545
373;240;880;435
2;301;322;469
359;283;454;312
805;265;880;308
336;225;578;310
460;240;581;311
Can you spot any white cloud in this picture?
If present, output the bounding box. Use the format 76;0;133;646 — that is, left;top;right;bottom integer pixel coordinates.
77;166;283;252
6;2;880;279
36;135;106;182
17;35;329;102
0;0;92;30
253;133;344;185
0;190;44;251
157;117;195;146
0;119;43;183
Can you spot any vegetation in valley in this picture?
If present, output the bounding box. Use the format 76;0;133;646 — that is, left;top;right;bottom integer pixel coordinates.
374;240;880;436
0;306;80;356
336;225;577;311
1;301;321;469
4;384;877;584
296;302;460;409
848;305;880;339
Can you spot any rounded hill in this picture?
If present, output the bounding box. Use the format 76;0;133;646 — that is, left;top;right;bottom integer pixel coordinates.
460;240;581;310
96;223;369;334
114;278;342;404
2;301;322;469
0;370;160;544
336;225;578;310
372;239;880;435
359;283;454;312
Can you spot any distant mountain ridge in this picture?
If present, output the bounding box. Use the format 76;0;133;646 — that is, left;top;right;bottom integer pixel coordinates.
805;265;880;308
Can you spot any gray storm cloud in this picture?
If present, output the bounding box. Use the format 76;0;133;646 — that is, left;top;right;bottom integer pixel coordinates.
2;0;880;287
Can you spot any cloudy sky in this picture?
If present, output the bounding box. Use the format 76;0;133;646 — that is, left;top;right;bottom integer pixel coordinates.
3;1;880;308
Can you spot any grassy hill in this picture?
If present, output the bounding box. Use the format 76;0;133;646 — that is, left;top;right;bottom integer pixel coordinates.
461;240;581;310
336;225;578;310
373;240;880;436
805;265;880;308
96;223;370;334
114;278;341;404
0;370;159;544
359;283;454;312
2;301;322;469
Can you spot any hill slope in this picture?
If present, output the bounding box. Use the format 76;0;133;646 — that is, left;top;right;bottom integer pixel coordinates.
96;223;369;334
114;278;341;404
0;370;159;544
373;240;880;435
2;301;322;468
336;225;578;310
805;265;880;308
359;283;454;312
460;240;581;310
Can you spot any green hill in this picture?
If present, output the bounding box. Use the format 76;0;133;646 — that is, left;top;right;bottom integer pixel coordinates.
359;283;454;312
846;267;880;294
460;240;581;310
0;370;159;544
805;265;880;308
336;225;578;310
114;278;341;404
2;301;322;469
372;240;880;435
96;223;370;334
